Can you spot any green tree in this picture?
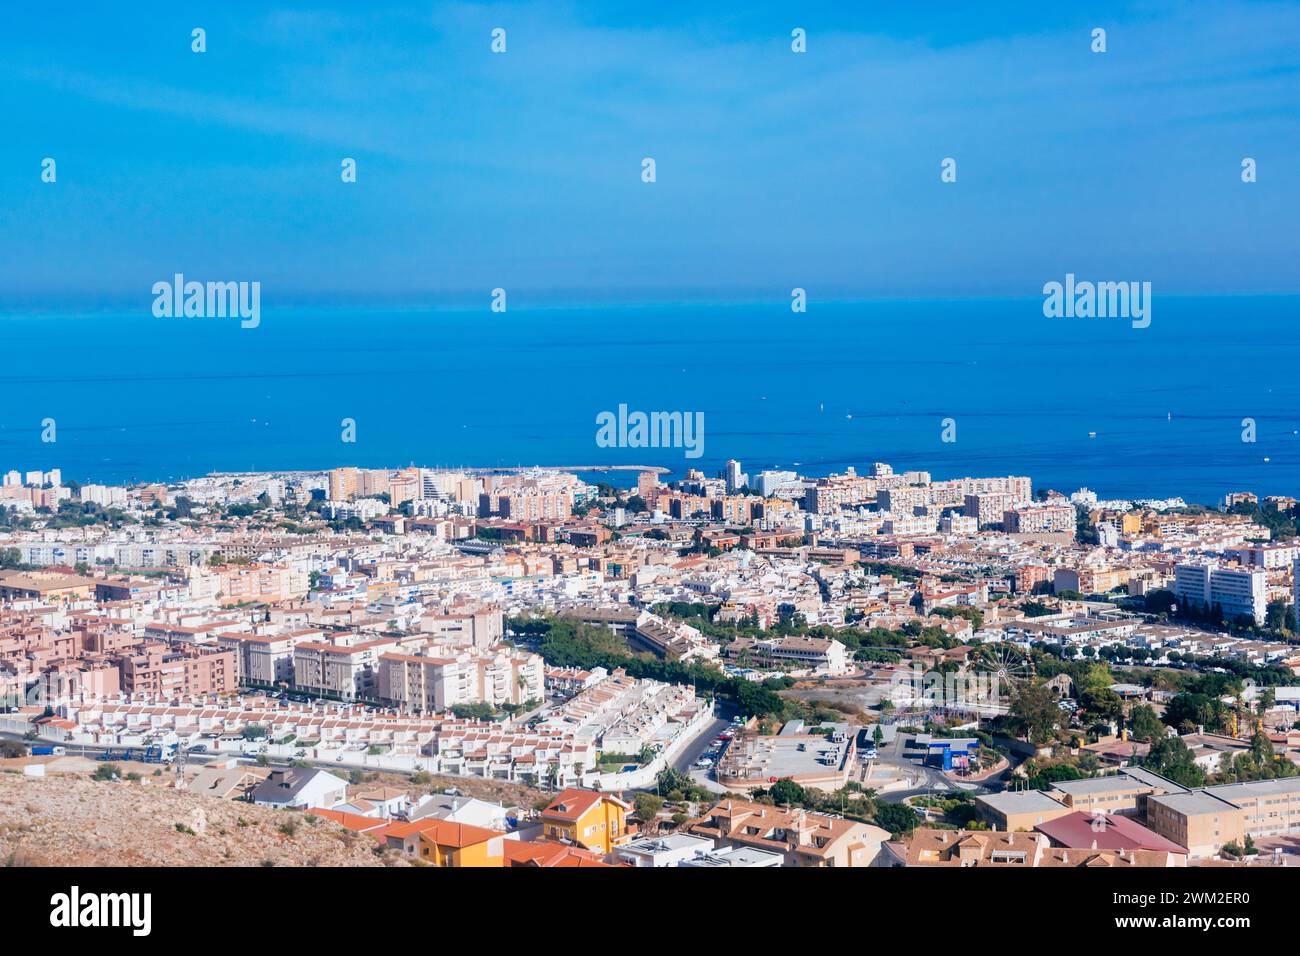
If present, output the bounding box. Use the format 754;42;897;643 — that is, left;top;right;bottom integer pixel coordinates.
1126;705;1166;743
1024;761;1088;790
1163;693;1227;735
872;801;919;837
1079;686;1124;722
634;793;664;821
769;778;805;806
1143;736;1207;789
1010;682;1059;744
1250;728;1275;767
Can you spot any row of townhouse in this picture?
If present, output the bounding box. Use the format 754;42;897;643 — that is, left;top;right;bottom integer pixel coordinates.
53;671;692;787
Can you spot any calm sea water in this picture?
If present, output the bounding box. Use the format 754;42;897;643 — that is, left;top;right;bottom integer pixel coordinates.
1;296;1297;503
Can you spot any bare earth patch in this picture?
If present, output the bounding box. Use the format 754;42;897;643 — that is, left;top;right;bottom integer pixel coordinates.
0;772;405;867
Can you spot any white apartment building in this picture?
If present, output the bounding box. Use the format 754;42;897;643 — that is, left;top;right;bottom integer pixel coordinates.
939;515;978;535
756;470;800;497
1174;562;1267;625
964;493;1015;527
219;630;322;686
724;459;748;494
376;646;544;713
1004;504;1075;534
882;515;940;536
323;498;388;521
878;487;931;515
79;484;128;508
293;639;395;700
416;607;503;649
1232;543;1300;569
727;635;849;674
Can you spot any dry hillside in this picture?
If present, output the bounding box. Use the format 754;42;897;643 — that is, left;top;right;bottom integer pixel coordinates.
0;772;404;867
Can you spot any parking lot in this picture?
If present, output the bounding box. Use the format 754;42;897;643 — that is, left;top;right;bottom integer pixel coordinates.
685;717;742;774
739;736;847;779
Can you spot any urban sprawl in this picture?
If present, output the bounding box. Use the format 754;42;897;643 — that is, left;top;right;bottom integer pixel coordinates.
4;460;1300;868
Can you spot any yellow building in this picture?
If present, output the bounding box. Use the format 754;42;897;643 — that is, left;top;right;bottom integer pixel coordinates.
540;788;632;855
380;819;506;867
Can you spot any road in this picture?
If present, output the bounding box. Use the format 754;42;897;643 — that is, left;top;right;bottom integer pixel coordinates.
0;731;227;767
670;711;732;775
866;732;990;803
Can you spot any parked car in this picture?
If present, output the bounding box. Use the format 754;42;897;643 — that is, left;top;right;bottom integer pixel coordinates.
189;744;207;753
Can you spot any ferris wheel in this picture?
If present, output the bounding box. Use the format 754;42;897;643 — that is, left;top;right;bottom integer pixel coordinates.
972;643;1035;699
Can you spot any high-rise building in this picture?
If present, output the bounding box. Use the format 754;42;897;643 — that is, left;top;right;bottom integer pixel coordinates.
1293;557;1300;625
1004;504;1075;534
755;470;799;498
1175;561;1267;625
965;492;1015;527
328;466;362;501
724;459;748;494
637;470;659;507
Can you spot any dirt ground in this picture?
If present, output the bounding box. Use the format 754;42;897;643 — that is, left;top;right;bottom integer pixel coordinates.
356;768;552;810
0;769;404;867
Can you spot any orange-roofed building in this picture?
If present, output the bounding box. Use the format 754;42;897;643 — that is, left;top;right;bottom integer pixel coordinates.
503;840;615;868
539;788;632;855
378;818;506;867
33;715;77;733
312;808;391;836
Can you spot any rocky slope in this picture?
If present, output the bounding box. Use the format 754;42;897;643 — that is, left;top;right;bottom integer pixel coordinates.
0;772;402;867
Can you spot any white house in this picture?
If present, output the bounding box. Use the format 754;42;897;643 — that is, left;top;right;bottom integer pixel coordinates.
250;768;348;810
615;833;715;867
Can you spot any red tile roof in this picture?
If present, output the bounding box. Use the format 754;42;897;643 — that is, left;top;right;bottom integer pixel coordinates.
503;840;612;868
312;808;390;834
542;788;629;821
1034;811;1187;854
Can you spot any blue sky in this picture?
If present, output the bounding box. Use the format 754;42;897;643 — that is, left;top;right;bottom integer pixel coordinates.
1;1;1297;303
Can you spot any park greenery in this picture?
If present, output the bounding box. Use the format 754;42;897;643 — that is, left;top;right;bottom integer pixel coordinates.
510;614;789;720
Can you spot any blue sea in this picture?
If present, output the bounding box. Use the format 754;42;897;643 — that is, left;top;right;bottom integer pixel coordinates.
2;295;1298;504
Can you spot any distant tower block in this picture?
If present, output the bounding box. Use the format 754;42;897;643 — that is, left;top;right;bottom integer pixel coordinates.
637;470;659;508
